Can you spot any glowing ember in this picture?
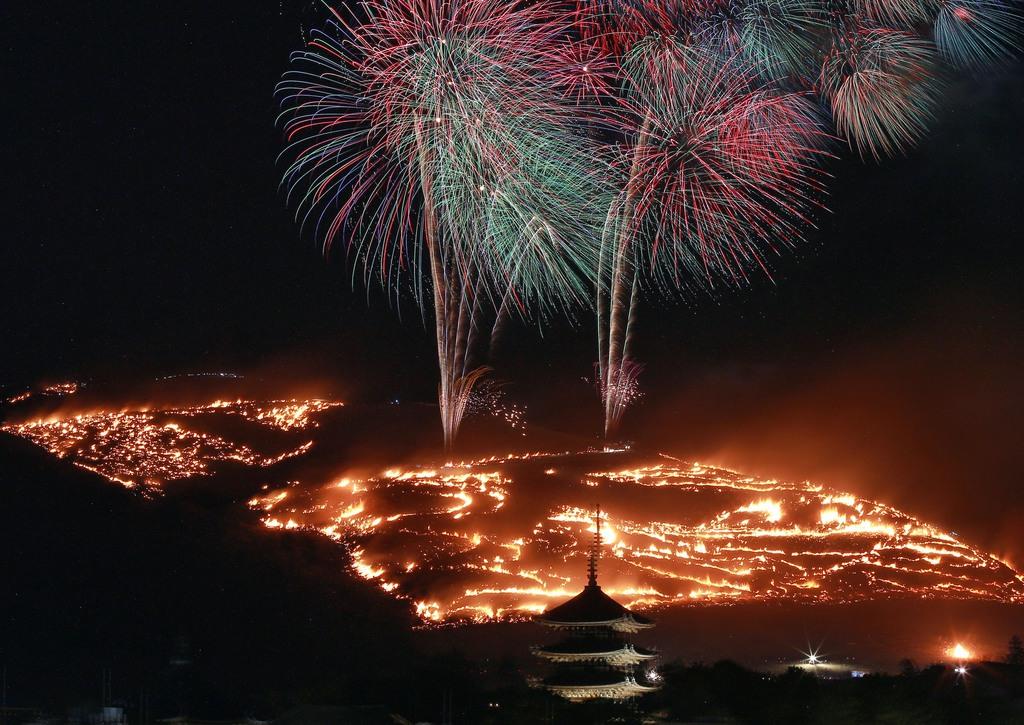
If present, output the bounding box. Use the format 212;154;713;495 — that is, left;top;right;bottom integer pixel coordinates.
42;382;80;395
4;381;81;405
195;399;343;431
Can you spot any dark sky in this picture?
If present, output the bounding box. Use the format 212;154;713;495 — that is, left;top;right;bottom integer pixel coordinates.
3;5;1023;556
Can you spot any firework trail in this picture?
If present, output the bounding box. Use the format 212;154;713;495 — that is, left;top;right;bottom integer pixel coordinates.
277;0;611;449
577;0;1019;436
587;7;828;436
277;0;1021;444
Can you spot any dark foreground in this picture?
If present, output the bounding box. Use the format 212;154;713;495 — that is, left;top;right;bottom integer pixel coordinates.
3;656;1024;724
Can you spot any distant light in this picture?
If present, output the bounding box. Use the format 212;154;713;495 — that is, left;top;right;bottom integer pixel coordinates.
801;645;825;666
955;665;968;676
646;669;661;682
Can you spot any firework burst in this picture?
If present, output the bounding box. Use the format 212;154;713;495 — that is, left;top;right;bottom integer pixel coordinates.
277;0;1021;443
932;0;1023;67
278;0;611;448
619;44;826;287
820;26;941;159
582;0;1017;434
733;0;825;79
852;0;931;28
589;15;828;436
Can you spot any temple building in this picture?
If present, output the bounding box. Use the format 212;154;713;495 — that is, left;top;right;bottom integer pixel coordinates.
534;507;660;701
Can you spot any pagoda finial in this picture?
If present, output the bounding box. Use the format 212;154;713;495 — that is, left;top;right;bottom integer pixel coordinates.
587;505;601;587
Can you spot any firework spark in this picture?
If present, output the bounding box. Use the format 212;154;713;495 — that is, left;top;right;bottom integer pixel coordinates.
466;380;528;433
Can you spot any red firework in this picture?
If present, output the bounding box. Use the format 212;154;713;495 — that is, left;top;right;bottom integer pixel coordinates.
548;37;621;104
619;45;827;287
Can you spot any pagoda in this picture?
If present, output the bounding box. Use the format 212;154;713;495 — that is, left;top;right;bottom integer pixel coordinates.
534;507;659;701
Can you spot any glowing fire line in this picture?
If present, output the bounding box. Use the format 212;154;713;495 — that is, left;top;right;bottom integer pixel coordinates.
4;402;1019;623
249;456;1024;622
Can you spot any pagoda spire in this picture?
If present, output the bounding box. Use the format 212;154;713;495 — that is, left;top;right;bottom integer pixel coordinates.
534;502;659;703
587;505;601;587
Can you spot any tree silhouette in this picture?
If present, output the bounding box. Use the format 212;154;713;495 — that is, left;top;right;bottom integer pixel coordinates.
1007;635;1024;666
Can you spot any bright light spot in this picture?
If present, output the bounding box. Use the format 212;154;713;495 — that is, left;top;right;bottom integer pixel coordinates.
738;499;783;523
947;643;974;661
801;644;825;666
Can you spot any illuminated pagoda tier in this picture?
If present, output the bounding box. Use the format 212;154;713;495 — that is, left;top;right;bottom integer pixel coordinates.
534;507;659;701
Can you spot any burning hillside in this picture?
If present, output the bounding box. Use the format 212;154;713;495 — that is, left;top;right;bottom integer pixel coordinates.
0;397;340;488
3;396;1022;622
253;453;1024;621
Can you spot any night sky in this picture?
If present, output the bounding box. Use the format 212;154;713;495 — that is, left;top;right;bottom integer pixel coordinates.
3;3;1023;559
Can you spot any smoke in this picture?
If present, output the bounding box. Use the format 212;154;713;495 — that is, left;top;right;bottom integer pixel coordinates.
637;289;1024;567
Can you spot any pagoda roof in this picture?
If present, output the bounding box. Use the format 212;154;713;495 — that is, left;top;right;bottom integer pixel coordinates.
537;507;655;631
536;584;654;630
534;639;657;665
544;673;659;700
538;636;654;655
